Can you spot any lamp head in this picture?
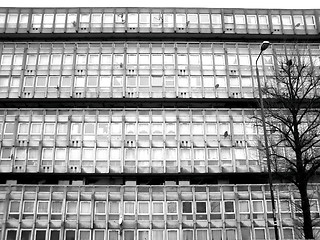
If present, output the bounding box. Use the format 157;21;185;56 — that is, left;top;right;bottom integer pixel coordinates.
260;41;270;52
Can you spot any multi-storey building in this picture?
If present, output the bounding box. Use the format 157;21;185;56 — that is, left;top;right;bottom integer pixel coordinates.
0;7;320;240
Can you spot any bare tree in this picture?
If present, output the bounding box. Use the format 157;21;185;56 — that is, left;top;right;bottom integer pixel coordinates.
258;46;320;239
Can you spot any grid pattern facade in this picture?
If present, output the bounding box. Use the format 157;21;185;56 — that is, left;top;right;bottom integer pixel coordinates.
0;8;320;35
0;42;319;99
1;7;320;240
1;184;320;240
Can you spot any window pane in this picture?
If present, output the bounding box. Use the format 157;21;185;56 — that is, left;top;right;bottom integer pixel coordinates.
183;202;192;213
35;230;46;240
66;230;75;240
50;230;60;240
80;231;90;240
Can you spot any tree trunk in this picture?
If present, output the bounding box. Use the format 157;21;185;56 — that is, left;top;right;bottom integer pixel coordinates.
299;184;314;239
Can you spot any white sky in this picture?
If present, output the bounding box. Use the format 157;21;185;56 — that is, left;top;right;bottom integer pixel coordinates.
1;0;320;9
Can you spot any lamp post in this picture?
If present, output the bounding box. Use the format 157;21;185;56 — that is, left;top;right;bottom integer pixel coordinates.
255;41;279;240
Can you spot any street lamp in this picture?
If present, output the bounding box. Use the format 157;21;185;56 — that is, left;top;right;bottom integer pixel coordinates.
255;41;280;240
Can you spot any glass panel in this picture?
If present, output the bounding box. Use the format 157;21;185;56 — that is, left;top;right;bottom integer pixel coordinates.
35;230;46;240
66;230;75;240
183;230;193;240
79;231;90;240
50;230;60;240
21;230;32;240
6;230;17;240
124;231;135;240
211;230;222;240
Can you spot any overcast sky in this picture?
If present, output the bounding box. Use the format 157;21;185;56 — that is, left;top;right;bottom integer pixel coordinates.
1;0;320;9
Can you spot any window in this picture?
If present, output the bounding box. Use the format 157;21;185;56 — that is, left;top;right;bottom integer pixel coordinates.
43;14;54;28
36;77;47;87
80;14;90;24
51;201;63;219
283;228;294;239
1;55;12;65
152;202;164;220
138;202;149;220
95;201;106;219
239;200;250;220
44;123;55;134
224;201;235;219
293;15;304;29
69;148;81;161
182;201;193;220
247;15;257;25
168;230;178;240
124;201;135;220
9;200;20;214
272;15;281;26
211;14;221;25
7;14;18;25
187;14;198;25
109;201;119;220
80;201;91;215
13;54;23;66
76;55;87;65
71;123;82;135
88;54;99;65
282;15;292;29
24;77;34;87
226;229;237;239
227;55;238;65
91;14;102;27
235;15;245;25
167;201;178;220
84;123;95;135
38;54;49;65
164;54;174;65
19;14;29;27
124;230;135;240
0;14;5;26
55;14;66;28
37;201;49;214
210;201;221;219
87;76;98;87
42;148;53;160
280;199;291;218
208;149;218;162
66;201;78;214
239;55;250;65
197;230;207;240
211;230;222;240
23;201;35;215
79;230;91;240
30;123;42;135
196;202;207;220
35;230;46;240
21;230;32;240
182;230;193;240
113;76;123;87
6;230;17;240
305;15;316;29
254;228;266;239
258;15;268;27
65;230;75;240
63;54;73;65
194;149;205;162
61;77;71;87
152;230;164;240
18;123;29;134
252;200;264;219
202;54;213;68
139;54;150;65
